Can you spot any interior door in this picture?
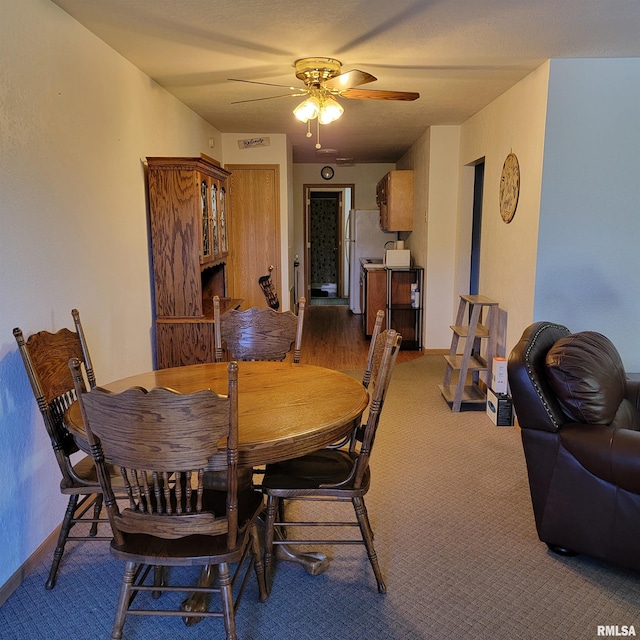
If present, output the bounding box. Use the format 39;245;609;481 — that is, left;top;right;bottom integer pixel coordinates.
226;164;280;308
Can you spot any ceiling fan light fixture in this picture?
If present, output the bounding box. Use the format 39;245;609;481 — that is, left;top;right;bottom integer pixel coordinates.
318;95;344;124
233;57;418;153
293;95;320;123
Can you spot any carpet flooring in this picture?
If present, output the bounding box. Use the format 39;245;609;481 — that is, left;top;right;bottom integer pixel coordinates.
2;356;640;639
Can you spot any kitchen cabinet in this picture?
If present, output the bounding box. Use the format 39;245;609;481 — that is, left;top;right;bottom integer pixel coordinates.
361;265;387;336
386;267;423;350
146;155;240;368
376;170;414;231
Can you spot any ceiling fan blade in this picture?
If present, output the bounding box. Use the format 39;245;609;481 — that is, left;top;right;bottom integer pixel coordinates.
228;78;299;90
231;92;306;104
324;69;377;90
340;88;420;101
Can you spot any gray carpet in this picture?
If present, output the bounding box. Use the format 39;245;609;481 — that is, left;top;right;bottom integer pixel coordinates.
2;356;640;639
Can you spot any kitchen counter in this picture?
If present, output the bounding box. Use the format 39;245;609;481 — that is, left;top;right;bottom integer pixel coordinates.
360;257;385;270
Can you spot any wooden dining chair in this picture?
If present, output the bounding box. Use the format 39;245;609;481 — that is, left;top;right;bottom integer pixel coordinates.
213;295;306;363
13;309;121;589
69;358;267;640
327;309;385;453
363;310;385;388
261;328;402;594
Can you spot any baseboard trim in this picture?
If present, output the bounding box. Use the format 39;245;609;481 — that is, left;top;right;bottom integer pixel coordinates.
0;527;58;606
423;348;449;355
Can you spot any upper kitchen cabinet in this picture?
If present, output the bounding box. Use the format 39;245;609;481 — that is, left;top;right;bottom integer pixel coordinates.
376;170;414;231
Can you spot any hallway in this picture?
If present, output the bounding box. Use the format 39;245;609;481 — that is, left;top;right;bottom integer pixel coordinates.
300;304;424;370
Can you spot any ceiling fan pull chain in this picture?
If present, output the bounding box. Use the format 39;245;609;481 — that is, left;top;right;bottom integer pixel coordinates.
306;119;312;139
316;118;321;149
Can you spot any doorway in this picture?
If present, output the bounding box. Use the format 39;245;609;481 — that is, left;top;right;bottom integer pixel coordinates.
304;184;353;305
310;191;340;299
469;161;484;296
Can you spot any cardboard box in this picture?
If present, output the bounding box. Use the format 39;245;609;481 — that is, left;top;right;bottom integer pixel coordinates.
491;357;508;394
486;388;514;426
384;249;411;268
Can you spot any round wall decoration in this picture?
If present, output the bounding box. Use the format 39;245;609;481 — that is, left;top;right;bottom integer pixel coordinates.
320;166;334;180
499;152;520;223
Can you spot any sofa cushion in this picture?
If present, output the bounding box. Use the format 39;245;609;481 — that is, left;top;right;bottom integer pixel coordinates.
545;331;626;425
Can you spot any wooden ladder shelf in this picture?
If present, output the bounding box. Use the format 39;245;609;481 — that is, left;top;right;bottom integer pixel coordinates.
439;295;498;412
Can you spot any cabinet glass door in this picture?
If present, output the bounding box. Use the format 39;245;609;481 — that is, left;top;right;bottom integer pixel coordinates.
211;183;219;256
219;187;228;255
200;178;211;262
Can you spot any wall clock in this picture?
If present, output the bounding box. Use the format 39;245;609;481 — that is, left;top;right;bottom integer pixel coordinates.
321;166;334;180
499;152;520;223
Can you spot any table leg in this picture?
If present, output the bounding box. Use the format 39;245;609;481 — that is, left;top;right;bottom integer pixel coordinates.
266;497;330;589
275;540;330;575
181;565;215;626
180;469;331;625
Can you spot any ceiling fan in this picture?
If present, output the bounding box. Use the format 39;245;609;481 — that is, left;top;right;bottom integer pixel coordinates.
229;57;419;149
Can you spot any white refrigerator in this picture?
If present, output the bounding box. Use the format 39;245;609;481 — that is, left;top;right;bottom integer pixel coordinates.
346;209;397;314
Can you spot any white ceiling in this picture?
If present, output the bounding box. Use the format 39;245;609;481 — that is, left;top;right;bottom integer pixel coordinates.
50;0;640;163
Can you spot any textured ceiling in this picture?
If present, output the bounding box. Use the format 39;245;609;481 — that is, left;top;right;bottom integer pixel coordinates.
50;0;640;163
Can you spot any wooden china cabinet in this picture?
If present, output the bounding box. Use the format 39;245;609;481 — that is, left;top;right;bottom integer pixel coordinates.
146;155;239;368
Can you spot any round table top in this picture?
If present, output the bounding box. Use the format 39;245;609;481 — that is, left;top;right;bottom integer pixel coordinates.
65;361;369;469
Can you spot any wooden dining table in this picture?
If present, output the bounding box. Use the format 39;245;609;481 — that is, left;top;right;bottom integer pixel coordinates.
65;360;369;471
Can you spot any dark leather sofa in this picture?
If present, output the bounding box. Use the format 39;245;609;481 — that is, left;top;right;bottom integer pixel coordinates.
508;321;640;570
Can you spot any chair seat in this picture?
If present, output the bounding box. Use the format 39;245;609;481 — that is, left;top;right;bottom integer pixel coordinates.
262;449;370;495
110;489;264;565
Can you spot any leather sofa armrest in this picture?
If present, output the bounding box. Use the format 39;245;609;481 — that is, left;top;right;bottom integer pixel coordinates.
562;423;640;495
625;378;640;412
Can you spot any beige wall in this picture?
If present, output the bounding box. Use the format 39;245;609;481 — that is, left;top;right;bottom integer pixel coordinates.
459;62;550;355
397;64;549;357
399;127;462;350
0;0;221;590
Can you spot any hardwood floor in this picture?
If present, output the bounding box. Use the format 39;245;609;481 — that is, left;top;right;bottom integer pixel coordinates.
299;304;424;370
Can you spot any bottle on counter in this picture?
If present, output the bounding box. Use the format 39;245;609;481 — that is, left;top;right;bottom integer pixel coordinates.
410;283;420;308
